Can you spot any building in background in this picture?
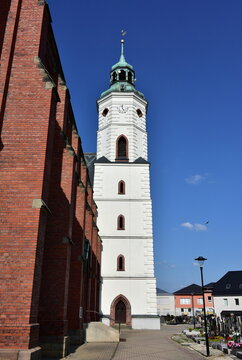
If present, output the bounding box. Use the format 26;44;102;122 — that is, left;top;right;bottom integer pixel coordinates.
156;288;175;316
0;1;101;359
93;40;160;329
213;271;242;317
174;284;214;317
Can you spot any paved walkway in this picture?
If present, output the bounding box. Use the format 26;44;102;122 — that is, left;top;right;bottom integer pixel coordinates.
63;325;234;360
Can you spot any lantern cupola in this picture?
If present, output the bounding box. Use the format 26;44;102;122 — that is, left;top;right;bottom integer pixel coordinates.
100;39;144;99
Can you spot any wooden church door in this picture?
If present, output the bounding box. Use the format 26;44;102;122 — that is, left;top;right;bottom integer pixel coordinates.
115;300;126;323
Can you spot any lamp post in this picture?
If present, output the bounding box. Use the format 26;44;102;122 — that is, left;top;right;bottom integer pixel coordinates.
195;256;210;357
191;293;196;329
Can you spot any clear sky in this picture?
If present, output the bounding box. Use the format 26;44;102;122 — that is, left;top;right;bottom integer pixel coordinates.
47;0;242;293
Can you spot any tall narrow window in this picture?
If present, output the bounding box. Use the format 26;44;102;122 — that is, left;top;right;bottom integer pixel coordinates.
117;215;125;230
128;71;132;83
116;135;128;160
117;255;125;271
118;180;125;194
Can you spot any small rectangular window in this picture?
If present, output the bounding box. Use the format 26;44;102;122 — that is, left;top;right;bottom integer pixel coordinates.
223;298;228;306
180;298;191;305
235;298;239;306
208;296;212;302
197;298;203;305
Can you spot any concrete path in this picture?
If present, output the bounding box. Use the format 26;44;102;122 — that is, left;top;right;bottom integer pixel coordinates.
113;326;204;360
62;325;233;360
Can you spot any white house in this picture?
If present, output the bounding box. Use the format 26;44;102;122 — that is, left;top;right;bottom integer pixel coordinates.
156;288;175;316
93;40;160;330
213;271;242;317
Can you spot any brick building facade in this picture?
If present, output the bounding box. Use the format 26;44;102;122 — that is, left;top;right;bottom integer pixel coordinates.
0;1;101;358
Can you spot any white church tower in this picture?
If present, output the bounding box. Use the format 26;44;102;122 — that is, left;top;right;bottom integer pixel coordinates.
93;40;160;329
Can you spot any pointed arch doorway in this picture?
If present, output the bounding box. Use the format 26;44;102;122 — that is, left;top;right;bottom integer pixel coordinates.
115;300;126;323
110;294;131;326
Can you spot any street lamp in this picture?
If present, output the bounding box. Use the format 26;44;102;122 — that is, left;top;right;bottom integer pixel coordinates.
195;256;210;357
191;293;196;329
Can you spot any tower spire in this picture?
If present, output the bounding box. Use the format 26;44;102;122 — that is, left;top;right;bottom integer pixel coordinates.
120;39;125;62
120;31;126;63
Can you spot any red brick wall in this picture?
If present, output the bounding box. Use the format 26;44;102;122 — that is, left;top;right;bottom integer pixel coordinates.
0;0;54;348
0;0;101;353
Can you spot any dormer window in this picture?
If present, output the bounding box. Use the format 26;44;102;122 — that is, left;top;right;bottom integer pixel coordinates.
226;284;231;289
102;108;109;117
136;109;143;117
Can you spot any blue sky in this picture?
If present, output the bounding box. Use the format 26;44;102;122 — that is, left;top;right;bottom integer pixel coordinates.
47;0;242;292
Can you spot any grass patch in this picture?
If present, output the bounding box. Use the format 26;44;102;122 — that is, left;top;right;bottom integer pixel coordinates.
172;334;195;344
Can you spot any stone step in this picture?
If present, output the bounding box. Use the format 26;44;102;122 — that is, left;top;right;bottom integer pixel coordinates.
112;324;132;330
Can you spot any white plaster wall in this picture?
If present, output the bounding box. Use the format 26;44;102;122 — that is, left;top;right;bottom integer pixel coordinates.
97;92;148;162
94;163;151;200
94;89;158;327
96;201;152;237
94;163;153;239
101;238;145;277
132;318;160;330
101;278;157;315
157;295;175;316
214;296;242;316
101;237;154;278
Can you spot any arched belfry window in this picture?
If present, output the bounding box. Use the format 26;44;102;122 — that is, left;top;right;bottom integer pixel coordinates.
118;180;125;194
112;72;117;82
117;255;125;271
119;70;126;81
117;215;125;230
116;135;128;161
128;71;132;83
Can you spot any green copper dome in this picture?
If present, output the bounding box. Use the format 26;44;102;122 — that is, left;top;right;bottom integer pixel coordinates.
100;40;144;99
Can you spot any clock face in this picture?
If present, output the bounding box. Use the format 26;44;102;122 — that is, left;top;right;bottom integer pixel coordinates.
118;104;128;113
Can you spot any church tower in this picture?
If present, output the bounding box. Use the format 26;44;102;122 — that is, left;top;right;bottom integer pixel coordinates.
93;40;160;329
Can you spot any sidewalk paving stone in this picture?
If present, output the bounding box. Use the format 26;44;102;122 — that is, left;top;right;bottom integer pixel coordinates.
62;342;118;360
60;325;237;360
